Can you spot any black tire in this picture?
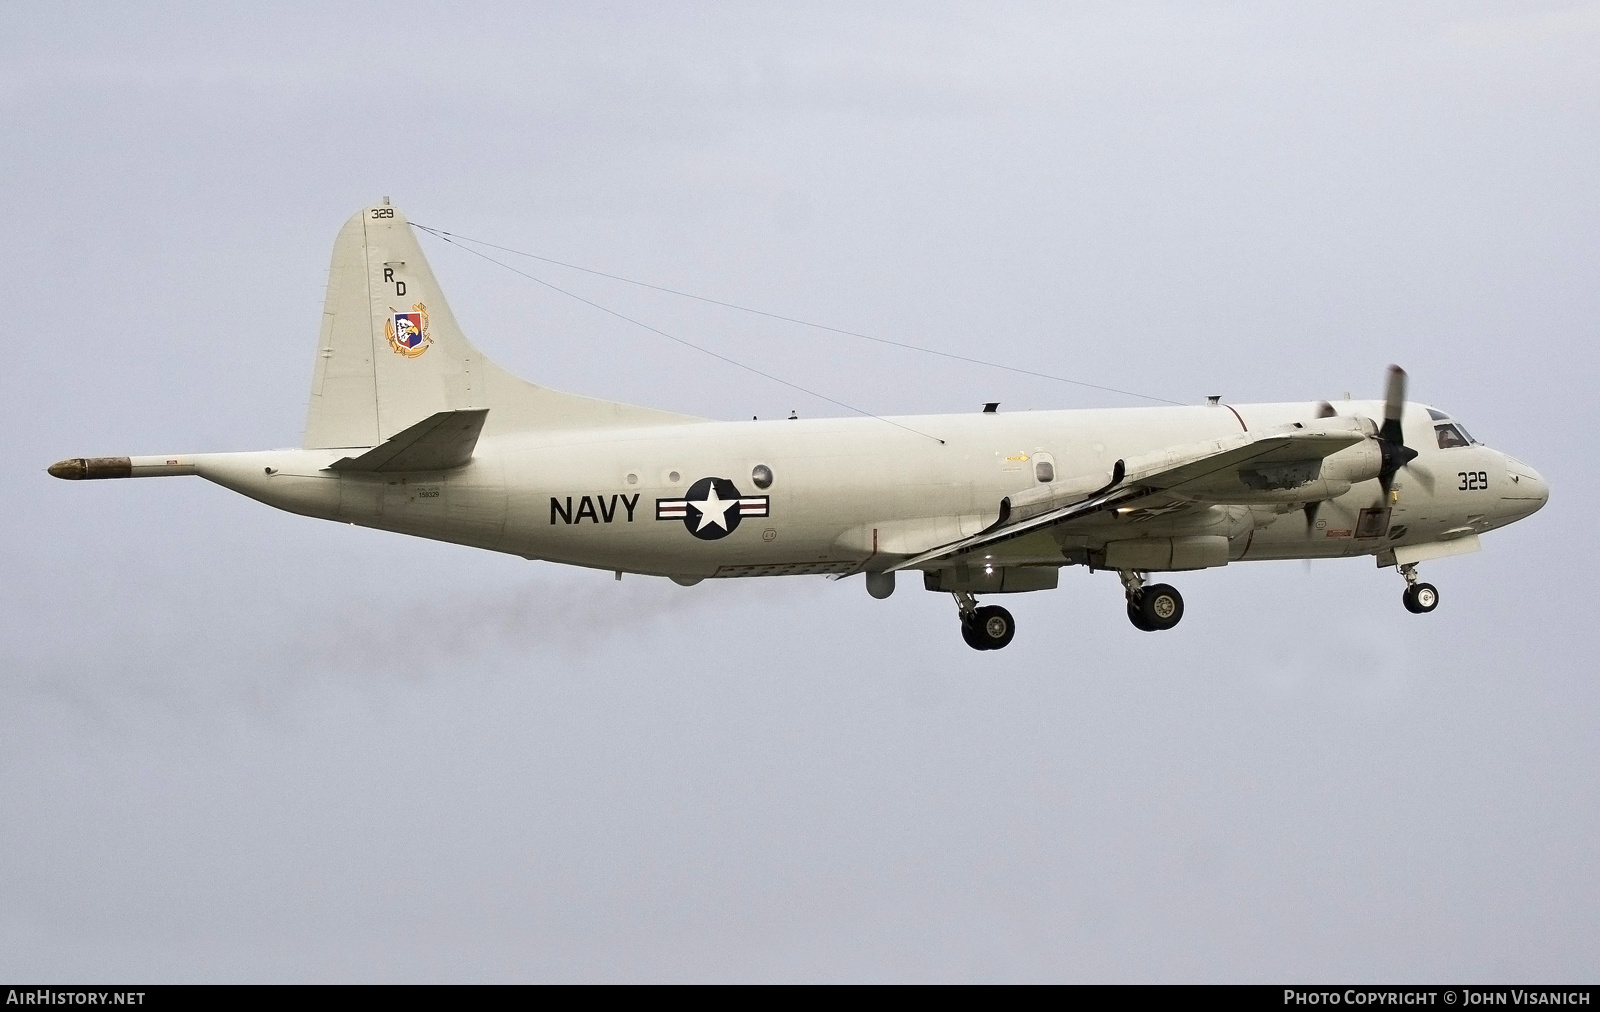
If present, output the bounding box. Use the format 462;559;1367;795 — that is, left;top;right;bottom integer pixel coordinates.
1127;597;1155;632
960;616;989;650
1139;584;1184;631
1403;582;1439;614
971;605;1016;650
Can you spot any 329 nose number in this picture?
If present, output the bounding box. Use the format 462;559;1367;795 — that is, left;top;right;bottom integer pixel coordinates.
1459;471;1489;490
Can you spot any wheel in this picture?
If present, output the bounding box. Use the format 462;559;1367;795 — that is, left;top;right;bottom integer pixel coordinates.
1138;584;1184;631
1127;597;1155;632
1403;582;1439;614
968;605;1016;650
961;616;988;650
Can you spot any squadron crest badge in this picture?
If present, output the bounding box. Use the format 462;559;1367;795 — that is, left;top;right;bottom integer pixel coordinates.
385;303;432;358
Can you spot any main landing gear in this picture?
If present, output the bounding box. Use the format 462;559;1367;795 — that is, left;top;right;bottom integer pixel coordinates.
1398;563;1439;614
1120;570;1184;632
954;592;1016;651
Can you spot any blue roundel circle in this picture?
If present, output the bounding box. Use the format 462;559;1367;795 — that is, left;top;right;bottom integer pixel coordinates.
682;476;746;540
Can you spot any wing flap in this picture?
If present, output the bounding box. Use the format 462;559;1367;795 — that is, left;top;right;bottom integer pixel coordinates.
888;476;1138;573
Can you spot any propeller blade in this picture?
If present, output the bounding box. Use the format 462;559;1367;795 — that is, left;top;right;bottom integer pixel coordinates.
1303;501;1320;532
1380;461;1433;505
1375;364;1417;498
1409;462;1435;494
1380;364;1407;446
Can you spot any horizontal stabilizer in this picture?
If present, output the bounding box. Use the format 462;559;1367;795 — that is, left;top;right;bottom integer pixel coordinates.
328;409;489;472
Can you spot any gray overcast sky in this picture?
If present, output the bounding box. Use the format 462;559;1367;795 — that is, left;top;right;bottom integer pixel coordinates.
2;1;1597;982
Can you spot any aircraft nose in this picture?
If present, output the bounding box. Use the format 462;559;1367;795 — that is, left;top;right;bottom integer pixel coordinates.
1523;469;1549;508
1501;455;1549;515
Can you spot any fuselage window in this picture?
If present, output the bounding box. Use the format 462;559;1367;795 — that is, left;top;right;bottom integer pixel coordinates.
1035;460;1055;483
1435;424;1470;449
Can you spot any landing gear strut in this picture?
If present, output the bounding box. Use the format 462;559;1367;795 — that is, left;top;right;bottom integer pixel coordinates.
1120;570;1184;632
1398;563;1439;614
954;592;1015;651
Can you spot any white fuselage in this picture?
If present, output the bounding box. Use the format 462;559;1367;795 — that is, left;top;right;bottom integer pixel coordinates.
185;398;1547;583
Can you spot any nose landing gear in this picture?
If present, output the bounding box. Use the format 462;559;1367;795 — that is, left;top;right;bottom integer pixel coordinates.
1399;563;1439;614
953;593;1016;650
1120;570;1184;632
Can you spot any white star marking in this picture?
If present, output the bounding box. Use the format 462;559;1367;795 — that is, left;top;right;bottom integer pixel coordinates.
692;484;739;531
1128;503;1186;521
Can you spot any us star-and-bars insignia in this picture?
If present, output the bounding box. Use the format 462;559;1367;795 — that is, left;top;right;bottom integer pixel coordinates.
656;477;769;540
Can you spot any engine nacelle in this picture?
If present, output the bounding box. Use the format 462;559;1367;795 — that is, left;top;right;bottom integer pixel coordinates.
1185;438;1382;504
1320;439;1383;485
1186;476;1353;504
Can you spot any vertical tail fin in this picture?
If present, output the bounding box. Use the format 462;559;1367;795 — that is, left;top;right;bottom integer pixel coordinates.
304;200;697;449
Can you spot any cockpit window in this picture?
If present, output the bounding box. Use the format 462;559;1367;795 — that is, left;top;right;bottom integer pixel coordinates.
1426;407;1450;421
1435;424;1471;449
1455;424;1477;444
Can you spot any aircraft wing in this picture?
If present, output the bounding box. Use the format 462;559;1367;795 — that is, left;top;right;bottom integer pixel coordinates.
887;427;1364;573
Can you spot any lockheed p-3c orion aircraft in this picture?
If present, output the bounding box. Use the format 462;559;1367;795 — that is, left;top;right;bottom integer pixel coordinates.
49;201;1550;650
